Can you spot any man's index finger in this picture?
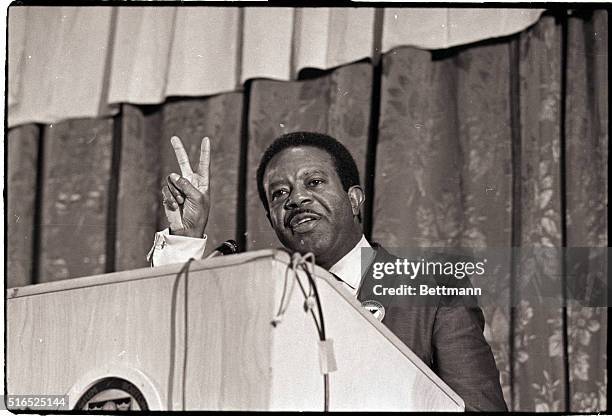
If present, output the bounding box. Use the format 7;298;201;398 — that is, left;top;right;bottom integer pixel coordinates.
171;136;193;177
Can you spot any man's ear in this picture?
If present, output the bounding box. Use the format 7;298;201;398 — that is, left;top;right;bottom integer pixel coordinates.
347;185;365;217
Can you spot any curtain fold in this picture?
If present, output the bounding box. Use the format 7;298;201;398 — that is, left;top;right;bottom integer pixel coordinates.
382;8;544;50
7;6;543;128
110;7;179;104
565;10;608;412
8;7;116;127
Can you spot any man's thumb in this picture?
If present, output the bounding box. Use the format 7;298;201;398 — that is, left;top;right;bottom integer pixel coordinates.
169;173;200;198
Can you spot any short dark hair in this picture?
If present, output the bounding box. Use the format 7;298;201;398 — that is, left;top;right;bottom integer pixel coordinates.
256;131;361;213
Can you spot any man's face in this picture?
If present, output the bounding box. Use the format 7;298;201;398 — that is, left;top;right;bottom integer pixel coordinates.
263;146;362;267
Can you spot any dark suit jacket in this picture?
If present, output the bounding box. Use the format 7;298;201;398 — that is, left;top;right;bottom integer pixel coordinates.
355;246;507;411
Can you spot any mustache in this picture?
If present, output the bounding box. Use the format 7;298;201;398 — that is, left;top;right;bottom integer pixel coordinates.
284;208;321;227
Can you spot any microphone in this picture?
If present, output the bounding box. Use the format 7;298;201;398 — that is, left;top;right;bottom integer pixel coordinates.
205;239;238;259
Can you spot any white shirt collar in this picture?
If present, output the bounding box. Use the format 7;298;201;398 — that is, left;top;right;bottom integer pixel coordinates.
329;234;374;296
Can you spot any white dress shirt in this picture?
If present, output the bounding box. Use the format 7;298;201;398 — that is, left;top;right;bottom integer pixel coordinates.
328;234;374;296
149;231;373;296
147;229;208;266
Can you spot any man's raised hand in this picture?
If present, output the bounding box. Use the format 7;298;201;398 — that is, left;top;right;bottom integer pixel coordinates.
162;136;211;238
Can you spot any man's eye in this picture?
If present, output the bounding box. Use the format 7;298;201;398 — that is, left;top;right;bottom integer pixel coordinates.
308;179;324;187
271;189;287;201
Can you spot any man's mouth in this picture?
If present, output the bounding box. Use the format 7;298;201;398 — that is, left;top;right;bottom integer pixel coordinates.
287;211;321;233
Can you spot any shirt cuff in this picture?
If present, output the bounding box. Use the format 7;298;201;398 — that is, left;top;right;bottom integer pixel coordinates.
147;228;208;266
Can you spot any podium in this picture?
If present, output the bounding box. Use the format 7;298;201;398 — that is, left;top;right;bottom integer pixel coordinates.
7;249;464;411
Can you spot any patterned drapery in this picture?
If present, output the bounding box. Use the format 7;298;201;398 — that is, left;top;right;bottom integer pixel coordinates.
7;10;607;412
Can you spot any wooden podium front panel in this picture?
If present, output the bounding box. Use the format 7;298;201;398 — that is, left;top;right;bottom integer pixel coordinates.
6;251;281;411
6;271;185;410
183;259;276;410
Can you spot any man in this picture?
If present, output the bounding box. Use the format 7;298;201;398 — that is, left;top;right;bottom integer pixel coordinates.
151;132;508;411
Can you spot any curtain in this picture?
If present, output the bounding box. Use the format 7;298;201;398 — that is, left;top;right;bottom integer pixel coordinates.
6;10;607;412
7;6;543;127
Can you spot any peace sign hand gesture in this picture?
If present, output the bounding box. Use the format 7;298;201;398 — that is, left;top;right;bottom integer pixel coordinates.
162;136;211;238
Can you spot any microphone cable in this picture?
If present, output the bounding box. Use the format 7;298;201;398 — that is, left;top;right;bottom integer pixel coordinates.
298;258;330;412
283;252;330;412
168;257;195;410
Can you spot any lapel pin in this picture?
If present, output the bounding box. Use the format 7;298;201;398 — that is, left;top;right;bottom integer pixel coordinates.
361;300;385;322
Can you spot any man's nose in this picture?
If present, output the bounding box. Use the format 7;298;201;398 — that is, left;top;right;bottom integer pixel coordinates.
285;187;312;209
